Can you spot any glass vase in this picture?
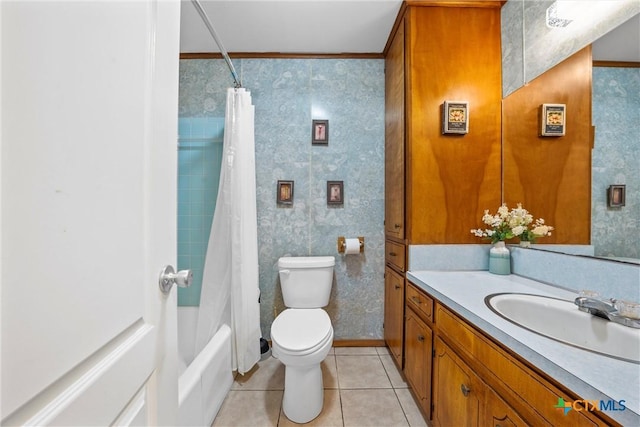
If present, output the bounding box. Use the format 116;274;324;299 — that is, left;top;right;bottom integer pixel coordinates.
489;241;511;275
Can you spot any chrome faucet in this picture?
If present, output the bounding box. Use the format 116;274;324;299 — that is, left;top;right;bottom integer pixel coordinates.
575;294;640;329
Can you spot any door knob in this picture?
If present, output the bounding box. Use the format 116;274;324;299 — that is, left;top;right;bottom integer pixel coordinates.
159;265;193;294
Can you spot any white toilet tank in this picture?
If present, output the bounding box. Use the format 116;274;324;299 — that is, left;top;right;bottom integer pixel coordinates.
278;256;335;308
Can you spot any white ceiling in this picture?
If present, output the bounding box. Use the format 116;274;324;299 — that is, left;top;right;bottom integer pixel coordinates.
179;0;403;54
179;0;639;60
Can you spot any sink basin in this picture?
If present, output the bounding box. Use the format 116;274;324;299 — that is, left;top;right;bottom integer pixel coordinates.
486;293;640;363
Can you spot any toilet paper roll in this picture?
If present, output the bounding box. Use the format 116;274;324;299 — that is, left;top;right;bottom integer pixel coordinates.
344;238;361;255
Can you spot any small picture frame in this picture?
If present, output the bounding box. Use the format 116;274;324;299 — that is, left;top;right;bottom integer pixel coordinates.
327;181;343;205
312;120;329;145
442;101;469;134
277;180;294;205
607;185;626;208
540;104;566;136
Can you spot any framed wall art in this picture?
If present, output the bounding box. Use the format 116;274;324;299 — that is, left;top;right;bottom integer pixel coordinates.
442;101;469;134
607;185;625;208
327;181;343;205
540;104;566;136
312;120;329;145
277;180;294;205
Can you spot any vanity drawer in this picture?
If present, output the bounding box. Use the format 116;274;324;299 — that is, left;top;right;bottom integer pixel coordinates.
407;282;433;323
385;240;406;271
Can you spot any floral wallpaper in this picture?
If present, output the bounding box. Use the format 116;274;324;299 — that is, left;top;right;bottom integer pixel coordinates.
178;58;385;340
592;67;640;260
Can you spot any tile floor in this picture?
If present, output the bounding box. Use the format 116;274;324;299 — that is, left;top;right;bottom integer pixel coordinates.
212;347;428;427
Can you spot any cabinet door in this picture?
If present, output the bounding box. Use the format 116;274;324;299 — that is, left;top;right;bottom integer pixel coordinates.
404;308;432;418
384;267;405;367
484;387;528;427
433;337;482;427
384;16;405;238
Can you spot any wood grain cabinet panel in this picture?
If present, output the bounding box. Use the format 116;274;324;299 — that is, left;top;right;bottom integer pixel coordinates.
384;267;405;368
405;6;502;243
384;16;405;240
433;336;483;427
405;307;433;419
485;387;528;427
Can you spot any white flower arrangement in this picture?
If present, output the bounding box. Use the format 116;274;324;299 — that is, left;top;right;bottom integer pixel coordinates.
471;203;553;244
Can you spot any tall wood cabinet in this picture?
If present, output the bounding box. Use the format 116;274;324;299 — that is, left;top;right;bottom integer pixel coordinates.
383;0;503;403
384;4;502;247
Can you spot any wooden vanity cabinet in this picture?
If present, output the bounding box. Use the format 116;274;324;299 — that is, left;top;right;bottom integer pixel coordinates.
406;281;618;427
384;0;501;378
434;303;605;426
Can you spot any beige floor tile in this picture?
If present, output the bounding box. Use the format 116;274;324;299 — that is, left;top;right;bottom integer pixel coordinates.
322;354;339;389
277;389;343;427
336;355;391;389
376;346;391;356
395;389;428;427
341;389;409;427
334;347;379;356
379;354;408;389
232;356;285;390
213;390;283;427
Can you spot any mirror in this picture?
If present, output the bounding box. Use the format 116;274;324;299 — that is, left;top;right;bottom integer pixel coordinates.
502;0;639;96
502;1;640;264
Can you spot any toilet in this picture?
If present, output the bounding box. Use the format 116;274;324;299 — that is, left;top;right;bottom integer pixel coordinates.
270;256;335;424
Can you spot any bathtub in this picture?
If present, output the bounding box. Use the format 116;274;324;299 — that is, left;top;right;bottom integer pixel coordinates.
178;307;233;426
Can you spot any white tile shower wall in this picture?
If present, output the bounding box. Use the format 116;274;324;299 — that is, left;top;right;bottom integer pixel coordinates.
179;59;385;339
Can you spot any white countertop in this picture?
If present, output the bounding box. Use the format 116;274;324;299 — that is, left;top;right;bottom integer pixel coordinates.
406;270;640;426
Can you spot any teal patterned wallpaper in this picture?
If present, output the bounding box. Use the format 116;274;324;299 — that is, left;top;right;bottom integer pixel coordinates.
592;67;640;260
178;58;385;340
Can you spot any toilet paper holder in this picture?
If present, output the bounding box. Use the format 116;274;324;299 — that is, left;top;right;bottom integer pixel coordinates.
337;236;364;254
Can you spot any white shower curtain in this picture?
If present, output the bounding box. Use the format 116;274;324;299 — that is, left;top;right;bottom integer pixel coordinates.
194;88;261;375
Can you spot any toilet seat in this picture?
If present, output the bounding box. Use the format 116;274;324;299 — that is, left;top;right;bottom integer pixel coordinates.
271;309;333;356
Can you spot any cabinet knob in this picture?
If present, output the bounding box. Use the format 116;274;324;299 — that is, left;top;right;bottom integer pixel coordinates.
389;252;397;257
394;223;401;229
417;335;425;342
394;285;401;290
460;383;471;397
411;296;421;305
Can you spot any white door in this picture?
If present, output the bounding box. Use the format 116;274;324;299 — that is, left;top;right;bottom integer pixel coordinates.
1;1;181;425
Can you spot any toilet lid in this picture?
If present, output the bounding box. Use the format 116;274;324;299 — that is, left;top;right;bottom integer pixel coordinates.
271;309;332;353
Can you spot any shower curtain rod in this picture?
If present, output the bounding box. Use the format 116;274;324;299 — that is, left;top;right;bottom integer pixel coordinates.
191;0;242;88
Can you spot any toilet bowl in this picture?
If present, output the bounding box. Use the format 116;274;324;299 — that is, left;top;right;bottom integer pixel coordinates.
271;309;333;423
270;256;335;424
